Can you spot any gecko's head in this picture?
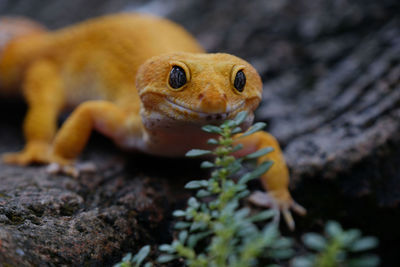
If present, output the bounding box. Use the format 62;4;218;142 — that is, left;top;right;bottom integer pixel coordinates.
136;52;262;131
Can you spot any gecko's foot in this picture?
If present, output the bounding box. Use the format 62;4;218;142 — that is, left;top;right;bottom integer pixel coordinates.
46;162;96;178
1;141;92;178
249;190;306;231
2;142;51;165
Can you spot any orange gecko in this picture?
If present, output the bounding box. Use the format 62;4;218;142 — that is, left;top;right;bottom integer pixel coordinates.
0;13;305;229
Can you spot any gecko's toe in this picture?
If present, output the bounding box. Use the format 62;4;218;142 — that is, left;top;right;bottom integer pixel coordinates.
46;163;79;178
46;161;96;177
248;190;276;208
75;162;97;173
248;190;306;231
2;142;52;166
2;152;30;165
291;201;307;216
282;207;295;231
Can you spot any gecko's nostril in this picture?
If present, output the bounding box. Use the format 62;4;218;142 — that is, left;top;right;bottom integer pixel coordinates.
203;113;229;121
198;87;227;114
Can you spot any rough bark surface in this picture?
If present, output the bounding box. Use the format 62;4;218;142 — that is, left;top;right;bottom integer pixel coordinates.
0;0;399;266
0;101;196;265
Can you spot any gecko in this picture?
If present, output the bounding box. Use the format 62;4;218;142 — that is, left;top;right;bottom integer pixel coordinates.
0;13;305;229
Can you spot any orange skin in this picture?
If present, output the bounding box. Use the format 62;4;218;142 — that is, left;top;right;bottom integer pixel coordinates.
0;13;305;229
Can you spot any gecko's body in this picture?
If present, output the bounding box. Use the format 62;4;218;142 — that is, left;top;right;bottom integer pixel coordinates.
0;14;304;228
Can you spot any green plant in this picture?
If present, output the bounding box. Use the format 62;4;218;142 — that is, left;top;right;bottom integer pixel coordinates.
292;221;379;267
114;246;152;267
155;111;293;267
116;111;292;267
115;112;380;267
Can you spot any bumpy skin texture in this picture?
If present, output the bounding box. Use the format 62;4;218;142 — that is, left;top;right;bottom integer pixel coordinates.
0;13;305;228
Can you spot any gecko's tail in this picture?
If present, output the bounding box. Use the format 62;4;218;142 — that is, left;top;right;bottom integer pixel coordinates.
0;16;47;96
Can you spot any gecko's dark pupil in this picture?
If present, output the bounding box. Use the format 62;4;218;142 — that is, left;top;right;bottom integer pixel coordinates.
234;70;246;92
169;66;187;89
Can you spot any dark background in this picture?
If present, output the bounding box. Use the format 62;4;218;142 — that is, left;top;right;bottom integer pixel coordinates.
0;0;399;266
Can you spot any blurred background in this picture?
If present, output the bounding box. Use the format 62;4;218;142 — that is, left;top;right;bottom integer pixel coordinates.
1;0;398;151
0;0;399;265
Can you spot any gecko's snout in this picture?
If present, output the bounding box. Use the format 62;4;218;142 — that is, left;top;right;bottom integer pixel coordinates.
198;85;227;114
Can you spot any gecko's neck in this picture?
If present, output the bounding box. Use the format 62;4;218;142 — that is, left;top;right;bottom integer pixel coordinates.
139;109;254;157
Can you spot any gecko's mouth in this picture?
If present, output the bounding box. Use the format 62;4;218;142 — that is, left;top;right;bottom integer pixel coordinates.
165;98;245;121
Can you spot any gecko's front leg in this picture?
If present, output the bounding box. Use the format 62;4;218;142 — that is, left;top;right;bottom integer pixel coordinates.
3;60;64;165
234;131;306;230
46;100;142;175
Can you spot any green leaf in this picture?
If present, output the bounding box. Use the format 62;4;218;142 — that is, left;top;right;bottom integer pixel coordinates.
269;248;294;259
271;237;293;249
175;221;191;229
201;161;214;168
350;237;379;252
207;138;219;145
244;147;274;160
262;224;279;244
237;222;257;237
157;254;176;263
172;210;186;217
226;160;242;174
196;189;212;198
159;244;175;253
188;197;199;208
232;127;243;134
202;125;222;134
326;221;343;238
234;208;250;220
250;160;274;177
171;240;179;248
291;256;315;267
190;221;207;232
233;111;248;125
340;229;361;247
144;263;152;267
221;200;239;215
132;245;150;266
249;210;276;222
336;250;346;262
348;255;380;267
179;230;188;243
241;122;266;137
121;253;132;262
232;144;244;152
186;149;212;157
187;231;212;248
238;173;251;184
222;119;236;128
211;210;219;218
302;233;327;251
185;180;209;189
235;189;250;199
235;184;247;192
238;161;273;184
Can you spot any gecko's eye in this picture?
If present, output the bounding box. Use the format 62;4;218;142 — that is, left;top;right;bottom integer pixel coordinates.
234;70;246;93
169;66;187;89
